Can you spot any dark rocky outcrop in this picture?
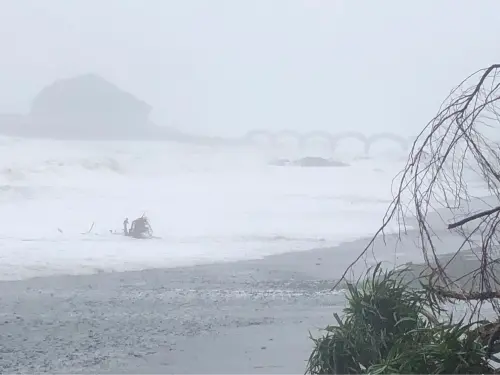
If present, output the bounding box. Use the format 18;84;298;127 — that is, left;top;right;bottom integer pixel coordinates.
269;156;349;167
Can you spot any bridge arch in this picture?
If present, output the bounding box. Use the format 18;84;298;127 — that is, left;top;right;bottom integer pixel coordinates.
330;132;368;153
242;130;412;156
299;130;336;149
244;130;275;146
273;130;302;147
365;133;408;154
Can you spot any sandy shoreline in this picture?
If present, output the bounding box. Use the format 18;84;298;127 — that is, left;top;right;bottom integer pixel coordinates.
0;220;492;373
0;241;352;374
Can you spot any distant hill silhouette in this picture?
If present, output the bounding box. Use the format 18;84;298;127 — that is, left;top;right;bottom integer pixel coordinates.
0;73;211;142
30;73;152;137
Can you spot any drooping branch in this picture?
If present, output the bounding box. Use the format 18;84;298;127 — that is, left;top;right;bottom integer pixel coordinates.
333;64;500;313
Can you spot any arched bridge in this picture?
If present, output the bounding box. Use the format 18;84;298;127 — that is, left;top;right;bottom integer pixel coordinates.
243;130;415;155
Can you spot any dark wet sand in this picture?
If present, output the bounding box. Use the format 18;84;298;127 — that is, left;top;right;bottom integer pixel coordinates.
0;221;491;373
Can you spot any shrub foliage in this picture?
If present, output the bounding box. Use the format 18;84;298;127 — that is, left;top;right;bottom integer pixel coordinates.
306;264;496;374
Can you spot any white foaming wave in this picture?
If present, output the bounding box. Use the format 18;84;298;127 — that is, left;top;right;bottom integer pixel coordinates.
0;138;272;185
0;136;408;280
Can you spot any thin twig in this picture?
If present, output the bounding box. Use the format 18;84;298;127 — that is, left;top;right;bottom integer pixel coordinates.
82;222;95;235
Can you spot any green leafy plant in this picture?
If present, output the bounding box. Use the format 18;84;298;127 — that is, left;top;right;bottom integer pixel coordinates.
306;263;494;374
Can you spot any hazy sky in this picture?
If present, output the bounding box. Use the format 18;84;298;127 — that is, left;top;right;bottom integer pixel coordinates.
1;0;500;137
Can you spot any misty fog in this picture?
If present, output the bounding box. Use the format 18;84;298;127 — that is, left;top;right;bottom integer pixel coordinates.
1;0;500;138
1;1;500;373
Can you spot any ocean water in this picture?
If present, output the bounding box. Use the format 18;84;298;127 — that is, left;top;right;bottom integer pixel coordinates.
0;136;416;280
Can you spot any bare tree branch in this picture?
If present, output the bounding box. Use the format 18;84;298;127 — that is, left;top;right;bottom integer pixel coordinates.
433;287;500;301
448;206;500;229
334;64;500;314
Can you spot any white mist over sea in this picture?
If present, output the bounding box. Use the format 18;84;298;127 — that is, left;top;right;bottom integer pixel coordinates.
0;136;466;281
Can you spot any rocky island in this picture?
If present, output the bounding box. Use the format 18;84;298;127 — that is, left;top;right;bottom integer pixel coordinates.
0;74;211;143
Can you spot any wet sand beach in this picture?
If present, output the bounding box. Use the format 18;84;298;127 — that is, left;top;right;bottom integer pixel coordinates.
0;220;495;373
